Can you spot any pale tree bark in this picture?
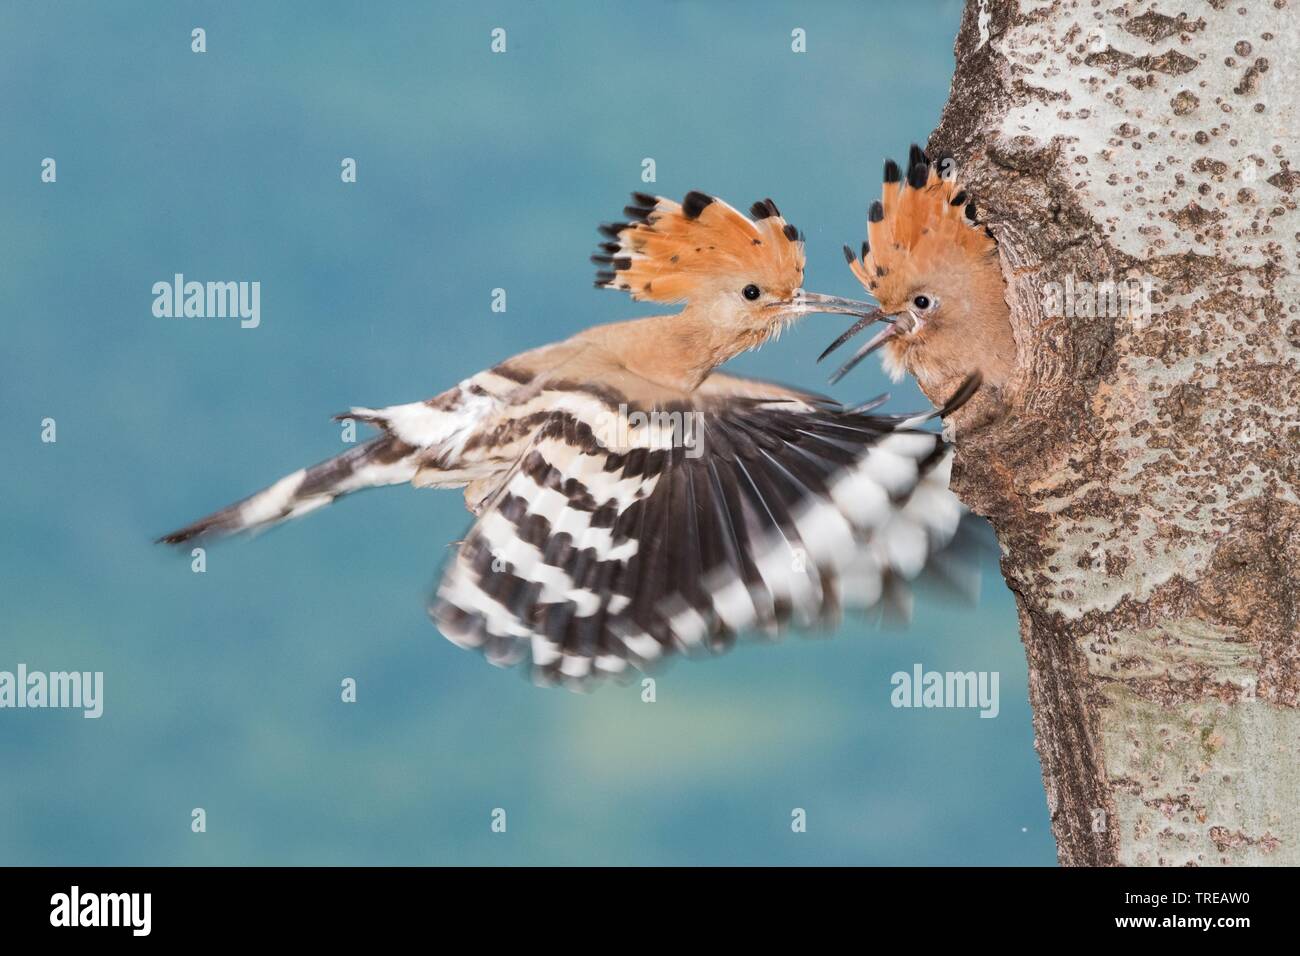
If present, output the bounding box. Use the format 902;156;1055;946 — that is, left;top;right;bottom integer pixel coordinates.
930;0;1299;865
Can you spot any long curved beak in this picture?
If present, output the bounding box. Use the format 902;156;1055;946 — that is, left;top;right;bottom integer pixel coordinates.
787;289;885;318
817;308;898;384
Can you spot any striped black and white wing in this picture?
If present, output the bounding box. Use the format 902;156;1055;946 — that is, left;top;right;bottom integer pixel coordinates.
431;383;974;688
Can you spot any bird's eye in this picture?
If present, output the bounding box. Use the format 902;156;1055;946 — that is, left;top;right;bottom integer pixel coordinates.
742;284;762;301
912;295;933;310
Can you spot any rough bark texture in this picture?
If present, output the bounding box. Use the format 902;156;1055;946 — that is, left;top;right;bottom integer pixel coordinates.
932;0;1299;865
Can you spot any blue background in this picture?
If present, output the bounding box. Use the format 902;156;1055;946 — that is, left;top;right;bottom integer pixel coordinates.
0;0;1054;865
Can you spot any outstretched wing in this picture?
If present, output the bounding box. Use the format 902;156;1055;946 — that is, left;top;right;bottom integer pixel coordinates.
431;376;976;689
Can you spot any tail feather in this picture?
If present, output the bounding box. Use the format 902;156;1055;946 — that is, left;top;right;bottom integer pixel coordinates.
157;434;418;545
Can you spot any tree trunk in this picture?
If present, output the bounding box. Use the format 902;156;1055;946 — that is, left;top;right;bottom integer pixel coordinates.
930;0;1299;865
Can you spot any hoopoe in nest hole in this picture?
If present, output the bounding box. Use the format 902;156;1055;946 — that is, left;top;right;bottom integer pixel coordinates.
160;189;979;689
822;145;1015;397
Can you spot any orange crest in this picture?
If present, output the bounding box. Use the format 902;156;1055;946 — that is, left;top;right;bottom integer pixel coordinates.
594;191;806;303
844;145;996;307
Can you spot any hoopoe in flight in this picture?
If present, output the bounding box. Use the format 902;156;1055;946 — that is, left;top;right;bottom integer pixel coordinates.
822;145;1015;397
160;189;978;689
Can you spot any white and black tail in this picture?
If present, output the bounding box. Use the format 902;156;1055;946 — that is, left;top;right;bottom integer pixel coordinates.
157;434;419;544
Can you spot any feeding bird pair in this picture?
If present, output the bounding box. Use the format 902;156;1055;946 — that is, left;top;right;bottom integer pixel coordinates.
160;145;1014;688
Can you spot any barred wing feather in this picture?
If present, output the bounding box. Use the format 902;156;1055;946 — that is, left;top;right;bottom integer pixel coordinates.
431;386;972;688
